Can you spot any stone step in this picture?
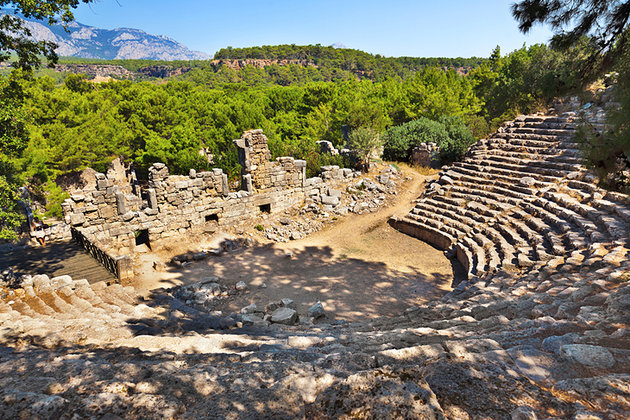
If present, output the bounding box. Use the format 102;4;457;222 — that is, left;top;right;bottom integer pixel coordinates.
412;203;473;237
514;120;577;130
469;150;583;173
484;140;582;159
593;199;630;225
449;183;522;207
540;191;611;244
459;160;564;184
505;127;575;137
450;162;557;188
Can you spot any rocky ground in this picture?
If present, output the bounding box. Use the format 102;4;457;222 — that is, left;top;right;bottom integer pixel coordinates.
130;163;457;323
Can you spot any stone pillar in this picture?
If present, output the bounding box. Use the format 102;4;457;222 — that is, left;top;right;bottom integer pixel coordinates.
115;191;126;215
147;188;158;209
295;160;307;187
222;174;229;197
116;256;134;282
242;174;253;193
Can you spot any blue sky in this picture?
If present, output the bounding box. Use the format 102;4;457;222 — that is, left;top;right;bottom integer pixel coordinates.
74;0;554;58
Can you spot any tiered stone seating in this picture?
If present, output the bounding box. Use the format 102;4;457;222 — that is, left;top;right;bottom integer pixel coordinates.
392;112;628;285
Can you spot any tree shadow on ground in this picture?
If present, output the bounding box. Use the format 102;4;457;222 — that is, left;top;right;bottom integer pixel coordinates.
0;337;316;418
134;241;464;332
0;332;575;419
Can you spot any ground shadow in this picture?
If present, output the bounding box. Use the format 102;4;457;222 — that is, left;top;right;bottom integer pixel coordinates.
0;240;115;283
118;241;466;344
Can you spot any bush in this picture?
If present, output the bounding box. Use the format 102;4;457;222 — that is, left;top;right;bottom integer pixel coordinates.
382;117;448;161
437;115;476;162
382;116;474;164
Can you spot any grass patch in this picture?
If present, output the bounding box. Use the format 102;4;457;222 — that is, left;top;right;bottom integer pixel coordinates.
412;165;441;176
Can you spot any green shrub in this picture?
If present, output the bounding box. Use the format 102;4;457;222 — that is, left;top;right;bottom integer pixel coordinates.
437;115;476;162
382;116;474;164
382;117;448;161
43;181;69;219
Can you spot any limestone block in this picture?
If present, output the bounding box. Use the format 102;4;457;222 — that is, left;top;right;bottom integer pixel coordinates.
175;180;189;189
321;195;339;206
70;213;86;226
115;192;126;215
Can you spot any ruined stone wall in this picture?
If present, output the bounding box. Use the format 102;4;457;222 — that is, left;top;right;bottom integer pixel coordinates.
411;143;440;167
234;129;306;191
62;130;320;253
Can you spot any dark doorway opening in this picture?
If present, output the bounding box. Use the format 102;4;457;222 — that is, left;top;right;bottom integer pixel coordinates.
135;229;150;249
205;214;219;223
259;203;271;214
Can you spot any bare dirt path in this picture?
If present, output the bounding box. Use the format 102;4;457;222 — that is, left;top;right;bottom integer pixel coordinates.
136;166;464;322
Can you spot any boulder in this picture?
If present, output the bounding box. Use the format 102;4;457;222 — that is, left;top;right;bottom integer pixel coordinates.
560;344;615;369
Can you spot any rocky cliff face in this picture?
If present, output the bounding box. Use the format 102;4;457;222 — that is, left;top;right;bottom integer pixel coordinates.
5;12;209;61
210;58;316;70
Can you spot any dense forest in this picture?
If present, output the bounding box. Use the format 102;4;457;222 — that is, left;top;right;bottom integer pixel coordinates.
51;44;487;81
0;41;593;226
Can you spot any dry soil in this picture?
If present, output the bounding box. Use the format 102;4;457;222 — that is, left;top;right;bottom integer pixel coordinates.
135;167;464;321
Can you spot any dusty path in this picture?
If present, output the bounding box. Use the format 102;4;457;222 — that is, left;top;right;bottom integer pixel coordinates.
136;167;464;321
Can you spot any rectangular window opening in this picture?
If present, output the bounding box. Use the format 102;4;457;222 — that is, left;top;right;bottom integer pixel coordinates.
259;203;271;214
205;214;219;223
135;229;150;249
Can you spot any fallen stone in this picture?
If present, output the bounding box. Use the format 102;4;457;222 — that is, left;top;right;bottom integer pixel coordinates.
235;281;248;291
218;316;237;329
241;303;258;314
265;301;280;313
308;301;325;319
201;282;222;295
270;307;298;325
281;298;296;309
241;314;266;326
321;195;340;206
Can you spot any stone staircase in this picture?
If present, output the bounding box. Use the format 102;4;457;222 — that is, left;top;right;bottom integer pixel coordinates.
1;112;629;419
0;240;116;284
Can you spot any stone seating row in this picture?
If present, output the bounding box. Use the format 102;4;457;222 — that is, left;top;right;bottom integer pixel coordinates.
397;113;629;286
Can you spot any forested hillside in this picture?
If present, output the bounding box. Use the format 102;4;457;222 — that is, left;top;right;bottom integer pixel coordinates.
3;42;590;220
43;44;486;83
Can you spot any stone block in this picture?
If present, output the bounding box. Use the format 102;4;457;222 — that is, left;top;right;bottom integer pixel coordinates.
321;195;340;206
175;180;189;189
70;213;86;226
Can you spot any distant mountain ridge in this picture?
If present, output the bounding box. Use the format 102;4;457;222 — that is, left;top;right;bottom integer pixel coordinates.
1;10;209;61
